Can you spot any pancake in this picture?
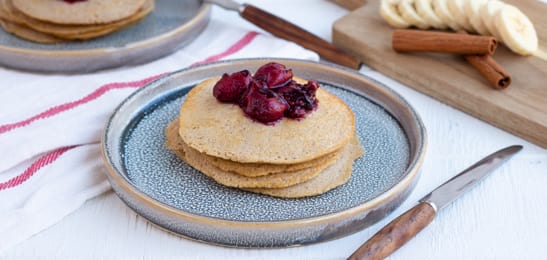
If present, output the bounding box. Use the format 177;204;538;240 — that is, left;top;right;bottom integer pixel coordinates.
165;119;186;150
172;140;336;188
246;137;364;198
0;18;61;43
0;0;153;39
12;0;147;25
178;78;355;164
165;119;343;177
51;1;153;40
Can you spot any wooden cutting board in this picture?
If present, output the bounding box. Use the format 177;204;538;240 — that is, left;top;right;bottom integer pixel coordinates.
333;0;547;148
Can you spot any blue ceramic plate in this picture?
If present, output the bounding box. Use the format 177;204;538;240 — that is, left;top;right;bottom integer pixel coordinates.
102;59;427;247
0;0;210;72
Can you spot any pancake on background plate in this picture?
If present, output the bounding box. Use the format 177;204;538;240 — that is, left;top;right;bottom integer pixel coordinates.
0;0;154;40
12;0;147;24
0;0;153;43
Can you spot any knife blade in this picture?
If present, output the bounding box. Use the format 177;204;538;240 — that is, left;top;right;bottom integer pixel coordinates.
203;0;362;69
348;145;523;260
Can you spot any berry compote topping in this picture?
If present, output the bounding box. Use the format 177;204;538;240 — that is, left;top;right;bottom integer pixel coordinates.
240;81;288;124
213;70;252;103
276;80;319;119
253;62;294;88
212;62;319;124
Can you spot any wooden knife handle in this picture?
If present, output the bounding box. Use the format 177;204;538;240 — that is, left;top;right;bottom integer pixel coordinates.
240;4;361;70
348;202;437;260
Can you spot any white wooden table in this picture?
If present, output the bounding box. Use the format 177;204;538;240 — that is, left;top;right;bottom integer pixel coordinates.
4;1;547;259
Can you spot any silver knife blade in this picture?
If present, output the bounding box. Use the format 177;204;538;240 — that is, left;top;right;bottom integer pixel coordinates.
420;145;522;211
349;145;522;260
203;0;243;12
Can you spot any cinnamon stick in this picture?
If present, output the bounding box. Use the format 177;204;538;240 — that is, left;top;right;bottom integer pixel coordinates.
464;55;512;89
393;29;498;55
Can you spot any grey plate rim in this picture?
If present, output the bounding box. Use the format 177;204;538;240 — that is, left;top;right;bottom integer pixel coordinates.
0;2;211;72
101;58;428;246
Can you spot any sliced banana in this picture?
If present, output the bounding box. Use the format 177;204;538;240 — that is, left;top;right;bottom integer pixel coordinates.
415;0;447;29
447;0;474;32
431;0;462;31
379;0;538;57
481;0;505;41
380;0;411;28
495;4;538;55
398;0;430;29
465;0;490;35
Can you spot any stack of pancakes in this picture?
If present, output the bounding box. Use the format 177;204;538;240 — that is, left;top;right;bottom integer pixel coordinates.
165;77;364;198
0;0;154;43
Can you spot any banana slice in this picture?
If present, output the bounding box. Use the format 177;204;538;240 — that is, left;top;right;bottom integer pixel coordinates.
495;4;538;55
447;0;474;32
465;0;490;35
380;0;411;28
431;0;462;31
398;0;430;29
415;0;447;29
481;0;505;41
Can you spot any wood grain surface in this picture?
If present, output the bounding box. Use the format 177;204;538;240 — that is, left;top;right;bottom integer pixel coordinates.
348;202;436;260
332;0;547;148
241;5;361;69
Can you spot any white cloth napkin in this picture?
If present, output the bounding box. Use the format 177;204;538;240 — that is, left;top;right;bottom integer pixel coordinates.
0;20;319;252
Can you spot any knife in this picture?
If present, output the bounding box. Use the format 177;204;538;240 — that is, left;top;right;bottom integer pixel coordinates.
348;145;523;260
203;0;362;69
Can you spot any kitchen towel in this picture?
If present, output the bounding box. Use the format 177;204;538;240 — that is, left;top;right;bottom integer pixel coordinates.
0;20;319;252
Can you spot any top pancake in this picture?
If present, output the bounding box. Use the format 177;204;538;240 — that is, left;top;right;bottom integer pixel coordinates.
178;77;355;164
11;0;147;25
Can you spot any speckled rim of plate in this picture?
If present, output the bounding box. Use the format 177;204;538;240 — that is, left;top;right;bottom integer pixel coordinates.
0;2;211;73
101;58;427;248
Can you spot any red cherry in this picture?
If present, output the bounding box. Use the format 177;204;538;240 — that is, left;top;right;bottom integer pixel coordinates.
212;63;319;124
253;62;293;88
242;81;288;123
306;80;319;92
213;70;252;103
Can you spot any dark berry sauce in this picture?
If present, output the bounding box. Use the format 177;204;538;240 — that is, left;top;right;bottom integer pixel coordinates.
212;62;319;124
